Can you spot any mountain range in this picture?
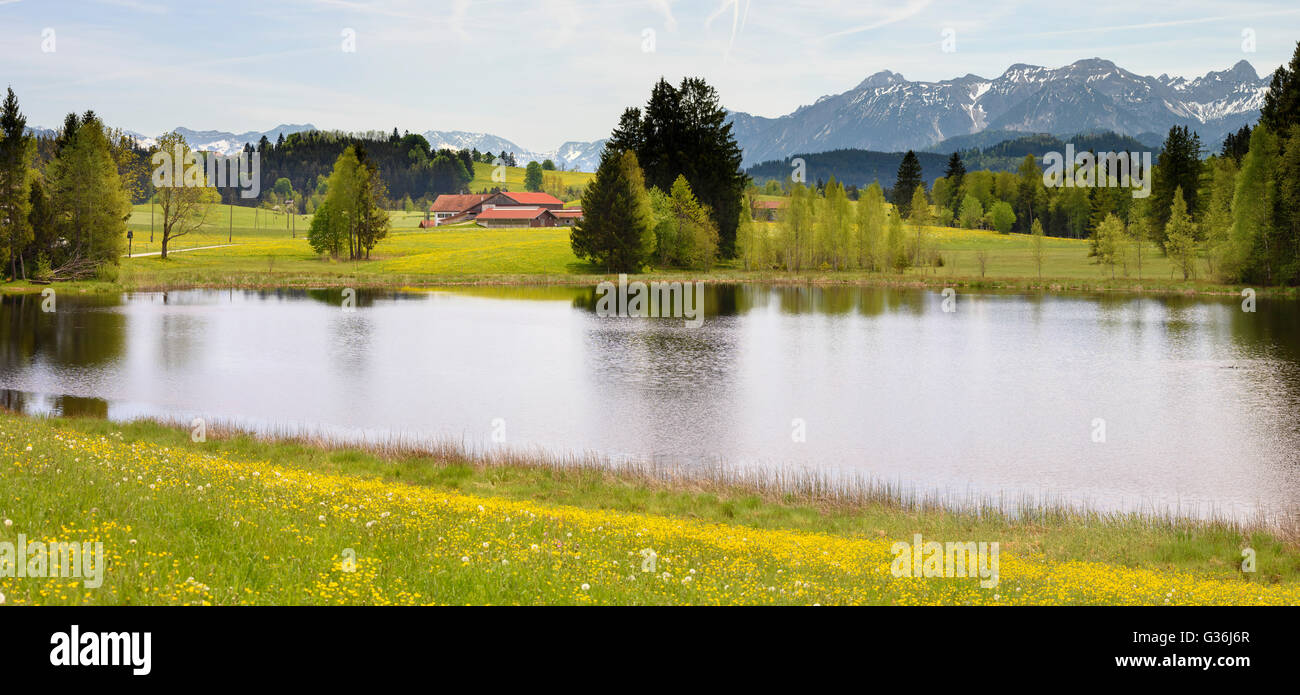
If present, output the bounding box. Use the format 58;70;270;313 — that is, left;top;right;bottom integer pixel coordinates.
727;58;1268;166
24;57;1270;174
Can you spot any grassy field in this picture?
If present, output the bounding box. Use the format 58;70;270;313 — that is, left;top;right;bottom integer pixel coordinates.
0;412;1295;605
0;201;1288;297
467;162;594;193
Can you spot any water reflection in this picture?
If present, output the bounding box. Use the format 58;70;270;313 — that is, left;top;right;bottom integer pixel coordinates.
0;286;1297;521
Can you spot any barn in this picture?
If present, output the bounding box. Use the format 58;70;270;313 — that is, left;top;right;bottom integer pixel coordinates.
475;207;560;228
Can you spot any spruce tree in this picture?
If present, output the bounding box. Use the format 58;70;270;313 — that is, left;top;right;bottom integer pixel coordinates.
0;87;34;279
1149;125;1203;240
943;151;965;191
571;150;655;273
892;151;923;217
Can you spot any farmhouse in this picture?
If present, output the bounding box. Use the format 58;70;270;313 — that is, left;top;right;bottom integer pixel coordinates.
426;191;571;227
427;193;493;226
480;191;565;210
475;207;561;228
751;199;786;221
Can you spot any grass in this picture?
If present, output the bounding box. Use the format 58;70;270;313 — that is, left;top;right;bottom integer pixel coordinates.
1;201;1291;298
467;163;594;194
0;412;1295;605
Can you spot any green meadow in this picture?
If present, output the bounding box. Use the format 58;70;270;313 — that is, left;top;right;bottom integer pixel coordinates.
1;413;1295;605
0;195;1281;297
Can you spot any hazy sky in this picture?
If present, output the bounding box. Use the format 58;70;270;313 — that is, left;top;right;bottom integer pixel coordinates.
2;0;1298;150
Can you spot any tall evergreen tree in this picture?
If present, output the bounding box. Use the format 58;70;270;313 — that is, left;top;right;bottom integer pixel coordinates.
1261;41;1300;137
1149;125;1202;243
0;87;34;279
1220;125;1253;163
46;115;130;266
605;107;644;156
892;150;923;217
571;150;655;272
625;78;746;257
1273;123;1300;283
943;151;965;192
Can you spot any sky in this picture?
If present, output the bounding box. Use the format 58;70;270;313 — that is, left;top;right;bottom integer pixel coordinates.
2;0;1299;152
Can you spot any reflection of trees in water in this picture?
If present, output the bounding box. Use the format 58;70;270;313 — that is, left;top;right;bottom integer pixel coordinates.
0;389;108;418
54;395;108;418
0;293;126;372
571;283;927;319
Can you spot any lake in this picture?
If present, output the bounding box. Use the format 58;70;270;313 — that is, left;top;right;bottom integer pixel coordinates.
2;285;1297;521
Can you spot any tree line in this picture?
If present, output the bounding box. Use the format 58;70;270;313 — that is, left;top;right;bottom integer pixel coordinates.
570;77;747;272
1;92;137;281
731;39;1300;286
241;129;476;214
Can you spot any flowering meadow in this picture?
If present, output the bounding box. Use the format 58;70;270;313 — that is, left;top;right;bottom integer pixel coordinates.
0;414;1296;606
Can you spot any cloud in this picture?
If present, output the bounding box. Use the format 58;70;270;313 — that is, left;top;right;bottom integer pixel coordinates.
648;0;676;32
817;0;933;42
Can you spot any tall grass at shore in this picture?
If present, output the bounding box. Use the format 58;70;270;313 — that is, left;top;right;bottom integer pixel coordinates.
1;411;1297;605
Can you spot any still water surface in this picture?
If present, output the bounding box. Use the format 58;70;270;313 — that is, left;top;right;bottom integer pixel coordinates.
1;286;1297;520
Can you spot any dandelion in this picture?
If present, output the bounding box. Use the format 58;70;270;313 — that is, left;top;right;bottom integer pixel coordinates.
581;583;590;591
2;519;11;527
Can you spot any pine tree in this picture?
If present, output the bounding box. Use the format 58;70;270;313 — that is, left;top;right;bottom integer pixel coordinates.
1273;123;1300;283
943;151;965;192
46;114;131;267
625;78;746;257
1261;41;1300;136
0;87;34;279
892;151;923;217
1015;154;1043;233
605;107;643;156
571;150;655;272
1149;125;1203;241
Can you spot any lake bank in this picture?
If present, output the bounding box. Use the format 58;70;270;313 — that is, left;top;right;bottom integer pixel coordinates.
2;266;1294;299
1;412;1295;605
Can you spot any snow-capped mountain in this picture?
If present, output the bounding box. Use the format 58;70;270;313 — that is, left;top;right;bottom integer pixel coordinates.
729;58;1269;165
423;130;604;172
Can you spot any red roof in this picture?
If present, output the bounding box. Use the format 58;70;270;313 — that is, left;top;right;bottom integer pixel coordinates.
753;200;786;209
430;194;492;213
499;191;563;206
551;209;584;217
476;207;551;220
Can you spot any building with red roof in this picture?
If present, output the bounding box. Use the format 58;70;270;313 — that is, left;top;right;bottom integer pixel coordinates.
482;191;564;210
475;207;560;228
428;193;494;225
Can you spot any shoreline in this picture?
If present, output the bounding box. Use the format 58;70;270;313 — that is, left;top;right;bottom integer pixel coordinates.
6;408;1297;545
1;410;1296;605
2;269;1294;300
